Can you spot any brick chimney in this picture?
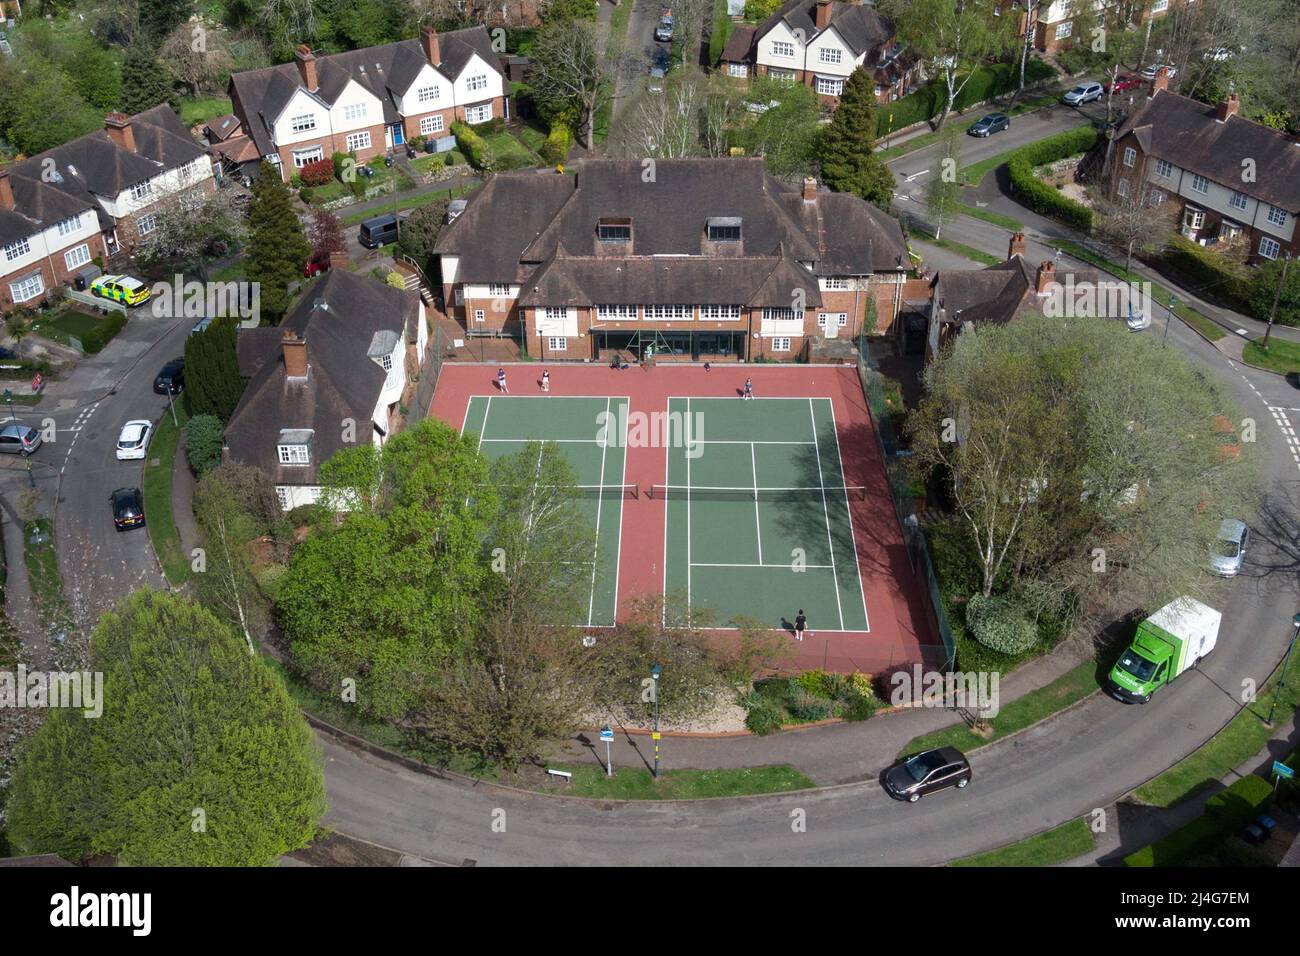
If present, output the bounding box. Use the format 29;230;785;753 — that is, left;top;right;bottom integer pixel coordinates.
1036;260;1056;295
815;0;833;31
1008;231;1026;258
421;25;441;66
1151;66;1169;95
295;44;318;92
802;177;818;202
329;250;349;271
1216;93;1239;122
282;330;308;378
104;113;136;153
0;168;13;212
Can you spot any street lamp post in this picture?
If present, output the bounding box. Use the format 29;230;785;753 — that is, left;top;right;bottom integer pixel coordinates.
4;388;34;488
650;663;662;779
1162;294;1178;348
1266;613;1300;727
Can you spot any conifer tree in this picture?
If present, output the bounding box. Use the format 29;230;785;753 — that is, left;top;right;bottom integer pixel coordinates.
120;43;179;115
819;68;896;208
245;161;311;319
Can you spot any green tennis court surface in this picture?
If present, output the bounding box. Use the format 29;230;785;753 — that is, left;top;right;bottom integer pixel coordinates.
661;397;869;632
463;395;627;627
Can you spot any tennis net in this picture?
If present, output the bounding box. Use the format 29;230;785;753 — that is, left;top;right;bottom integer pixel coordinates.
497;484;640;500
649;484;867;502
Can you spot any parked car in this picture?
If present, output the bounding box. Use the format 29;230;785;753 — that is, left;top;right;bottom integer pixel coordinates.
654;12;674;42
967;112;1009;137
884;747;972;802
1209;518;1248;576
1140;63;1178;80
304;258;330;278
1125;304;1151;331
1062;82;1103;106
115;420;154;461
90;274;151;307
0;419;41;456
1104;73;1141;93
111;487;145;531
153;358;185;395
649;47;670;93
359;213;401;249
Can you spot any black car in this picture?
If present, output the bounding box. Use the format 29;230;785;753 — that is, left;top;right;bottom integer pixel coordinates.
967;112;1009;137
883;747;972;802
153;358;185;395
111;487;145;531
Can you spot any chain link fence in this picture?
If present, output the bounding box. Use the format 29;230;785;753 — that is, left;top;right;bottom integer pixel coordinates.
408;322;443;424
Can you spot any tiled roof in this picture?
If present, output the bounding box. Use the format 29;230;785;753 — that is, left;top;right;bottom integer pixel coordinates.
757;0;896;58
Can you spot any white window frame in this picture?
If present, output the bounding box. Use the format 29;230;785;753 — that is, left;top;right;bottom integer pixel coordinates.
1259;236;1281;260
762;307;798;321
417;85;438;103
815;76;844;96
419;115;445;135
275;486;291;510
465;103;492;124
727;63;747;78
130;181;153;202
772;337;791;351
4;237;31;261
345;131;371;152
1151;0;1168;10
1117;179;1130;199
1229;191;1248;211
542;306;567;322
293;146;324;168
1190;174;1210;194
818;48;843;64
290;114;317;133
647;304;693;320
467;74;488;92
1056;20;1073;40
1266;205;1288;228
137;214;158;237
772;41;795;58
1122;147;1136;168
1154;158;1174;179
380;353;393;371
822;277;849;290
1185;207;1205;230
487;283;510;296
56;214;82;237
597;304;638;320
344;102;367;122
277;444;311;465
474;309;486;323
63;244;91;270
9;273;44;303
698;305;741;320
547;336;567;351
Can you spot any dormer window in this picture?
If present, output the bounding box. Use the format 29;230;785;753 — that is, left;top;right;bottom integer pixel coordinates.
707;217;741;242
598;217;632;242
277;429;313;465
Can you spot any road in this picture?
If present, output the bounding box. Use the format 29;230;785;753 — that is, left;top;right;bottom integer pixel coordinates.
611;0;668;121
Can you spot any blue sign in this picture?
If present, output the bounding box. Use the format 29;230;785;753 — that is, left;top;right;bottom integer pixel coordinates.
599;727;614;742
1273;761;1295;780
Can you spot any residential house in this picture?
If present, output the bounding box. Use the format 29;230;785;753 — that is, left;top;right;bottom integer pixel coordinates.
434;158;910;361
719;0;921;104
1;105;215;312
1105;72;1300;265
227;25;506;181
224;269;428;509
1003;0;1173;53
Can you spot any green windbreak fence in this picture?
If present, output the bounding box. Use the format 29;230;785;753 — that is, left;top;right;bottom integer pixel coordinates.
857;339;956;672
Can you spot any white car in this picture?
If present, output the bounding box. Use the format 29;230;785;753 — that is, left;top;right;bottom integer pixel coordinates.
1140;63;1178;80
1126;305;1152;331
116;420;154;461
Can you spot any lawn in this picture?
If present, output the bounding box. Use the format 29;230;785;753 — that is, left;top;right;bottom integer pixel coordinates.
951;818;1095;866
23;518;74;635
179;95;233;127
549;763;815;799
912;232;1003;267
899;659;1100;757
338;183;477;227
960;146;1023;187
1242;338;1300;375
142;401;191;586
479;129;539;169
958;200;1024;232
31;307;107;347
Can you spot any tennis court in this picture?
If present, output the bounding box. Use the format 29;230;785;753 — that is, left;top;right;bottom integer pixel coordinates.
658;397;870;632
462;395;630;627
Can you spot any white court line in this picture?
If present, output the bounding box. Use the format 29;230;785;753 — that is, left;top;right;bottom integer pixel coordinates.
478;437;604;443
826;397;870;633
808;398;845;631
690;562;834;569
686;396;693;617
609;398;628;628
585;397;611;627
751;442;763;565
477;395;492;449
661;397;671;629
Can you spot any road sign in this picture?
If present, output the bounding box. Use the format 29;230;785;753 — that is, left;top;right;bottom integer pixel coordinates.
599;727;614;742
1274;761;1295;780
30;372;43;392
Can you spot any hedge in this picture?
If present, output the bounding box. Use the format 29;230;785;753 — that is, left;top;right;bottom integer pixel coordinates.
540;125;572;165
452;119;492;171
80;310;128;354
1124;774;1273;867
884;59;1058;132
1151;236;1255;314
1006;126;1098;231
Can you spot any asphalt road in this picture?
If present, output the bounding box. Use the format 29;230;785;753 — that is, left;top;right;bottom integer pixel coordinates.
612;0;669;120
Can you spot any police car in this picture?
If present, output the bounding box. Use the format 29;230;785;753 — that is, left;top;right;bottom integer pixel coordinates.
90;274;151;307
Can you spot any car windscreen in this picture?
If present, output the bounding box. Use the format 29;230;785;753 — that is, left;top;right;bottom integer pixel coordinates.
1117;650;1158;682
1213;538;1240;557
904;751;946;782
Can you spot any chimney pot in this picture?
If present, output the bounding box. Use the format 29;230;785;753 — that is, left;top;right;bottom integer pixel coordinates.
421;25;441;66
282;330;309;378
802;177;818;202
1008;231;1026;258
295;44;318;92
0;167;13;213
104;112;136;153
815;0;833;32
1036;260;1056;295
329;250;350;270
1216;93;1239;122
1151;66;1169;95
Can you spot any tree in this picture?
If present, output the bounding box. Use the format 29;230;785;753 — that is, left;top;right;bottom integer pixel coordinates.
878;0;1016;129
820;69;896;207
5;312;33;361
160;17;236;97
528;18;609;150
139;0;195;43
4;590;327;866
0;58;102;155
308;208;346;269
733;77;823;180
245;161;312;319
135;189;247;280
394;199;449;278
1093;175;1175;275
921;123;963;239
672;0;714;69
617;72;708;158
185;414;226;476
184;318;245;420
1251;255;1300;331
120;42;179;114
541;0;598;20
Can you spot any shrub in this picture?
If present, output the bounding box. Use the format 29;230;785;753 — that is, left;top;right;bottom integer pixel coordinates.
796;669;829;696
300;158;334;186
1006;126;1098;230
885;59;1057;132
451;120;492;170
965;593;1039;655
286;503;323;527
745;700;785;735
1156;236;1254;314
331;151;350;180
80;311;127;354
540;124;572;165
185;414;225;476
297;186;313;203
787;688;835;721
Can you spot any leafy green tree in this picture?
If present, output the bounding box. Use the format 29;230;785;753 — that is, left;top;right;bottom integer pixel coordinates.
819;69;895;207
245;161;312;318
139;0;195;43
529;18;608;150
395;199;449;279
734;77;823;180
184;318;245;420
280;419;497;719
120;42;180;114
4;590;327;866
1252;256;1300;332
0;58;102;155
185;414;225;476
542;0;598;21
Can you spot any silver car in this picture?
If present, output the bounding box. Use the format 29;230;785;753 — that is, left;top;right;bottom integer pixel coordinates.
0;419;41;456
1209;518;1248;576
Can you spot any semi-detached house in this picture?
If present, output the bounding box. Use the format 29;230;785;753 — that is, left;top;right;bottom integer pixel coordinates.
227;25;506;181
0;105;215;312
434;158;909;362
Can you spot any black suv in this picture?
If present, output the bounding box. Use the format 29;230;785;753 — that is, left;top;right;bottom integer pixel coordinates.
153;358;185;395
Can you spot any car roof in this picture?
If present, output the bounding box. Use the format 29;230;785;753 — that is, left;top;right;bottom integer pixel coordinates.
362;214;398;228
1217;518;1247;537
160;358;185;371
936;746;967;763
120;420;151;435
112;486;141;498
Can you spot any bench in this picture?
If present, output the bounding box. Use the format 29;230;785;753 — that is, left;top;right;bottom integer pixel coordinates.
545;768;572;781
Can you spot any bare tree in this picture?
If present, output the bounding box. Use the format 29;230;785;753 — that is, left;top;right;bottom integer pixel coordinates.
160;17;236;98
615;73;706;158
1092;169;1176;274
529;18;609;150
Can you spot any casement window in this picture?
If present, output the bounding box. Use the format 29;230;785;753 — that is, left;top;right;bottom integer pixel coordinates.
275;487;291;510
467;74;488;92
56;214;82;236
1147;189;1166;206
290;114;316;133
1260;236;1281;260
772;41;795;58
772;337;791;351
1056;20;1073;40
547;336;567;351
1154;158;1174;178
64;244;91;270
465;103;492;124
815;77;844;96
598;223;632;241
137;214;158;236
419;115;445;135
762;307;798;321
707;222;741;242
293;146;324;168
768;68;796;83
130;181;153;201
277;444;311;465
542;307;567;322
345;131;371;152
819;48;843;64
597;304;638;320
822;277;849;290
817;312;847;329
344;102;367;122
1266;204;1288;228
1229;191;1248;211
1190;174;1210;194
1151;0;1168;10
698;305;741;320
727;63;748;77
1117;179;1130;198
4;237;31;261
647;304;693;320
488;283;510;296
1122;147;1136;167
474;309;485;323
9;272;44;303
417;85;438;103
1184;207;1205;231
380;353;393;372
